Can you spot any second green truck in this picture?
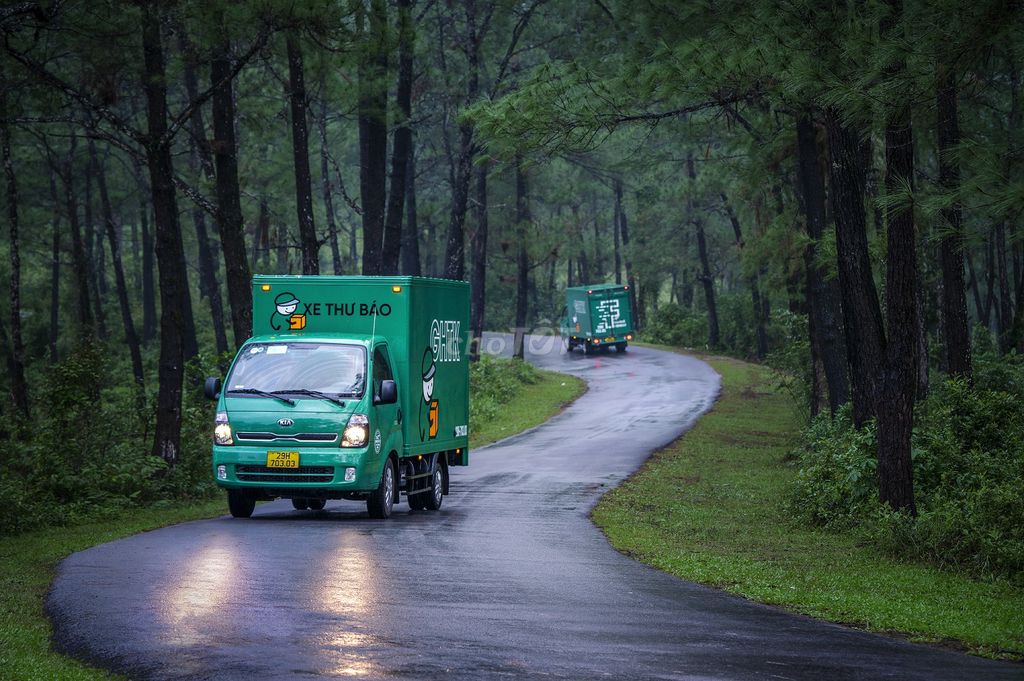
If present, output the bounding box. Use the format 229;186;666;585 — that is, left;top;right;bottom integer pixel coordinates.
560;283;635;354
205;275;470;519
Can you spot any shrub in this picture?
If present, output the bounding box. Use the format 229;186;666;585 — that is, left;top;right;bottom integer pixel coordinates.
0;343;220;536
789;374;1024;582
469;355;539;429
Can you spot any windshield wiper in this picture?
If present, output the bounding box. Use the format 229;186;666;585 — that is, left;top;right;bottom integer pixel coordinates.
226;388;295;405
272;389;347;407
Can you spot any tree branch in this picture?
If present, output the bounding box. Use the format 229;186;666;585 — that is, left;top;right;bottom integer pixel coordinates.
162;24;273;146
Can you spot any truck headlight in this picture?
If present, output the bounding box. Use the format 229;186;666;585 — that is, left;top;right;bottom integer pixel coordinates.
341;413;369;448
214;411;233;445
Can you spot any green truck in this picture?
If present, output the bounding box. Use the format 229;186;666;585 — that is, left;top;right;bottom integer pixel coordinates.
560;284;635;354
204;275;470;519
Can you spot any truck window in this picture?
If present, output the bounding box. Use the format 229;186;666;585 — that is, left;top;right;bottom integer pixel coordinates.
372;346;393;398
226;342;366;397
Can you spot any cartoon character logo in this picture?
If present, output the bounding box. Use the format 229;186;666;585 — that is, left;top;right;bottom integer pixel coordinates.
271;292;306;331
419;347;439;440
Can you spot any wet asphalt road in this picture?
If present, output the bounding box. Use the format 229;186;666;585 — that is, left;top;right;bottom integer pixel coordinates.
47;336;1023;681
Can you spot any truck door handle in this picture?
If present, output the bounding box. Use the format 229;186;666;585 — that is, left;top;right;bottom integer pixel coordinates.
396;409;402;425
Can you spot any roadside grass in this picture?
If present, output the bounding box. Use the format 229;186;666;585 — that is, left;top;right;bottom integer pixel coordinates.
592;350;1024;661
0;500;225;681
470;366;585;448
0;357;584;681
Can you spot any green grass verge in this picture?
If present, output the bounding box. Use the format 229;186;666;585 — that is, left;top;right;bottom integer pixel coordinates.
0;500;226;681
0;359;585;681
470;367;585;448
592;351;1024;661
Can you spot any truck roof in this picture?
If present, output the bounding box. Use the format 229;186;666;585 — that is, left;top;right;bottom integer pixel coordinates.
566;283;630;293
246;333;377;345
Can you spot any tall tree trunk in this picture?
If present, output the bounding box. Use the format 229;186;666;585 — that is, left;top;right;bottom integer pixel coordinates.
63;134;95;337
612;190;622;285
721;193;768;359
0;106;29;417
613;178;637;324
513;158;530;359
90;140;145;394
254;197;270;271
443;0;479;281
317;77;343;275
83;169;108;339
381;0;414;275
401;136;422;275
936;67;972;378
138;177;157;345
180;29;228;356
48;173;60;364
142;0;188;465
286;33;320;275
826;109;885;427
276;219;289;273
687;157;718;347
965;250;983;324
470;162;488;361
876;3;917;514
357;0;389;275
695;219;719;348
211;17;252;347
796;112;849;413
188;162;226;356
996;223;1012;350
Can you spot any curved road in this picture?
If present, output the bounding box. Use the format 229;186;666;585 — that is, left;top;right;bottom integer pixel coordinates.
48;337;1022;680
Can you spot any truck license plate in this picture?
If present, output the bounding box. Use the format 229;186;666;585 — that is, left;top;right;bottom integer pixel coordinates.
604;336;616;342
267;451;300;468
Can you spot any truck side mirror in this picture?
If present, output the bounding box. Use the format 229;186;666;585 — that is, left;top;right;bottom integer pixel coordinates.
204;377;222;400
376;379;397;405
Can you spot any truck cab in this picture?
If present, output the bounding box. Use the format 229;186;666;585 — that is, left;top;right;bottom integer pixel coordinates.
206;276;470;519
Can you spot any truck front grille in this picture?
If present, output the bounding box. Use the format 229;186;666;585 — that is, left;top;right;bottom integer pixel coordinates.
235;465;334;483
236;432;338;443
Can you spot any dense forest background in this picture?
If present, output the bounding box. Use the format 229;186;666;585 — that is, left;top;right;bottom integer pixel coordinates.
1;1;1022;581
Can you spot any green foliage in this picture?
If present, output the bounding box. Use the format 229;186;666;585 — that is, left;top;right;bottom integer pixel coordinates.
788;406;878;527
789;353;1024;582
0;343;218;536
764;311;814;420
469;354;540;426
642;303;707;349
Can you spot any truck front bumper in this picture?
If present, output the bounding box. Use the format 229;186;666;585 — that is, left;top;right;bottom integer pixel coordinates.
212;444;383;495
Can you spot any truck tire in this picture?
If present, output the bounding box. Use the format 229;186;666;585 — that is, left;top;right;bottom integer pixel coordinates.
423;464;445;511
307;498;326;511
367;459;396;519
291;498;309;510
408;492;426;511
616;342;627;352
228;489;255;518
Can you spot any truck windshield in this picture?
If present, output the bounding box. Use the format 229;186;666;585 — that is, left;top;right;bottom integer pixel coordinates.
225;343;366;398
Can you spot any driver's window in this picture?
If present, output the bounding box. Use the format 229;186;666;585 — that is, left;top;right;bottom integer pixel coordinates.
372;346;393;397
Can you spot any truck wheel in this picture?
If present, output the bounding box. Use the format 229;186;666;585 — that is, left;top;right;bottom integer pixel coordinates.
423;464;445;511
617;342;628;352
367;459;396;519
583;343;593;355
307;498;326;511
228;489;255;518
408;485;426;510
291;498;309;510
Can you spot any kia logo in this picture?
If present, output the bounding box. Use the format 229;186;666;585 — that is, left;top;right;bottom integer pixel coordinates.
277;418;294;427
